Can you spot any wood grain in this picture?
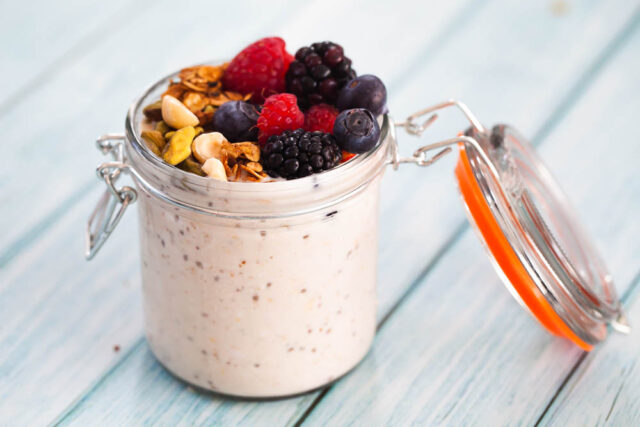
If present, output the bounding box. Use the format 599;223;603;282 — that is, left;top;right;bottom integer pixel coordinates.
304;18;640;425
0;0;142;107
540;279;640;426
0;0;474;263
0;0;638;425
54;1;640;426
0;0;476;424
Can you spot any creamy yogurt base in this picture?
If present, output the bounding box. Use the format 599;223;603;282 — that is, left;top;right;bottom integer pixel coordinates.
137;176;380;397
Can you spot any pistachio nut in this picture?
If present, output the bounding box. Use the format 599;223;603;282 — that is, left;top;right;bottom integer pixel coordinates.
163;126;196;165
141;130;166;151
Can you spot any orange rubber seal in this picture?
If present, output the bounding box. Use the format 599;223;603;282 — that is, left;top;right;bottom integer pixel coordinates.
454;144;592;351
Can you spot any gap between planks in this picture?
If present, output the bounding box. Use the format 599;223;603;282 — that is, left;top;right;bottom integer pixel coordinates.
0;0;307;270
0;0;156;118
292;8;640;425
0;0;156;268
7;2;636;424
533;268;640;427
51;337;147;426
47;1;487;423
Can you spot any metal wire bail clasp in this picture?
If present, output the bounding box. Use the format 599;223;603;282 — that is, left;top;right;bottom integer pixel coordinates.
85;134;137;260
389;99;489;170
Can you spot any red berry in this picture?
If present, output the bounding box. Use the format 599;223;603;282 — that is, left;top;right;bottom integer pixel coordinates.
341;150;356;162
222;37;292;103
257;94;305;144
304;103;338;133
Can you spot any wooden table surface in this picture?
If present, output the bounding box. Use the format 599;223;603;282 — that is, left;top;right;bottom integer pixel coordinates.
1;0;639;425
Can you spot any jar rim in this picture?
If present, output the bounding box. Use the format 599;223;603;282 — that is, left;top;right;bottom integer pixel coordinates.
123;61;391;216
125;61;389;192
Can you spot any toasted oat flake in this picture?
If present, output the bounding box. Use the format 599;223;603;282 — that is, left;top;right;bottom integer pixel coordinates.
142;63;264;181
233;142;261;162
183;92;208;112
158;63;242;127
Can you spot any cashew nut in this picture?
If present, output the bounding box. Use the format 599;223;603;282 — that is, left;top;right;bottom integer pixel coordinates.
202;157;228;181
161;95;199;129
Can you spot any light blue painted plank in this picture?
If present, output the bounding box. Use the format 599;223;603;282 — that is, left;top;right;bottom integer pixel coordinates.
0;190;142;426
375;0;640;319
0;0;471;264
0;1;477;425
0;0;141;106
52;1;640;426
304;18;640;426
540;279;640;426
0;0;312;424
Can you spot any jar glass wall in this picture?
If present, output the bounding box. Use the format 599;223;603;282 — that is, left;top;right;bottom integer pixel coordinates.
122;67;391;397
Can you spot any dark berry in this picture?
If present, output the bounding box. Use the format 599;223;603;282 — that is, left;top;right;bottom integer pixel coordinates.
323;46;343;67
285;41;356;109
311;65;331;80
260;129;342;179
308;93;324;105
288;61;307;77
304;54;322;68
298;164;313;177
284;158;299;174
301;76;317;92
213;101;259;142
336;75;387;116
267;153;283;169
295;47;311;60
332;108;380;154
319;78;338;98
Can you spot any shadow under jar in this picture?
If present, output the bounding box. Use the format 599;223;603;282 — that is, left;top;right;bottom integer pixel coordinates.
103;69;391;398
88;66;629;399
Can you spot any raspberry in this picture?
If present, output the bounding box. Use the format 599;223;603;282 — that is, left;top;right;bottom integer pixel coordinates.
222;37;293;103
261;129;342;179
257;93;305;144
304;103;338;133
285;41;356;109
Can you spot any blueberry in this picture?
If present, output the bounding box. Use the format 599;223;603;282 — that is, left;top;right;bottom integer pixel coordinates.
336;75;387;116
213;101;259;142
332;108;380;154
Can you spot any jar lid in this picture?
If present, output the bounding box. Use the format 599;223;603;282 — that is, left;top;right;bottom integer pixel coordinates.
393;101;630;349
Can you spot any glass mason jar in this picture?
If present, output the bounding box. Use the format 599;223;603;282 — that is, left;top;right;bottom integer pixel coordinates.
87;67;629;398
88;69;390;398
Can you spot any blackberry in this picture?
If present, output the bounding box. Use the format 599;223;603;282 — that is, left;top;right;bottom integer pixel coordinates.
285;41;357;109
261;129;342;179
